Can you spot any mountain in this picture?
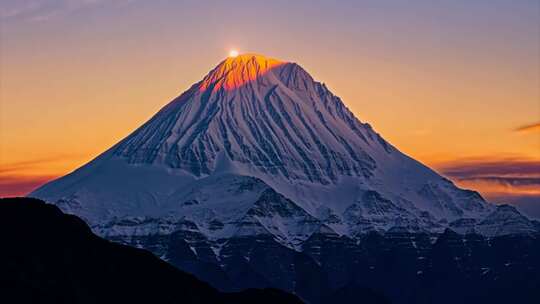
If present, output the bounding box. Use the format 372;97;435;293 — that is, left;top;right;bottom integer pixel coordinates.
31;53;532;238
0;197;304;304
29;54;540;303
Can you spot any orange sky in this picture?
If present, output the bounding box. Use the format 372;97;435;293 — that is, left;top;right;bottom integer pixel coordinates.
1;0;539;207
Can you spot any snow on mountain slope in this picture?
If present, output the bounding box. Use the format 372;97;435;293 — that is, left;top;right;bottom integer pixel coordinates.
30;54;536;247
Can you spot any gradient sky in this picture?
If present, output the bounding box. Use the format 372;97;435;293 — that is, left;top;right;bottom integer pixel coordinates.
1;0;539;214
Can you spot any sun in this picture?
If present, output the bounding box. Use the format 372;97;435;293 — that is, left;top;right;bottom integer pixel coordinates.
229;50;239;57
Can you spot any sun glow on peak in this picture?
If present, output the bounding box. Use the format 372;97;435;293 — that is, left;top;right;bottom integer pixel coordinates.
199;53;285;92
229;50;239;57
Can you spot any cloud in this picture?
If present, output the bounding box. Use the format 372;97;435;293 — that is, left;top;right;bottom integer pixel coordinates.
456;176;540;187
0;154;83;197
515;122;540;133
0;154;81;174
0;175;56;197
435;156;540;198
0;0;139;22
435;156;540;218
437;157;540;179
0;1;42;19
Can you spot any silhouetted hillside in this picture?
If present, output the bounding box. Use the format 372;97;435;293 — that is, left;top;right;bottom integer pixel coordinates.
0;197;303;304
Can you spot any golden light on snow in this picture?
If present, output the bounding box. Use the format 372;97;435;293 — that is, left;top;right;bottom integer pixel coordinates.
200;54;284;92
229;50;239;57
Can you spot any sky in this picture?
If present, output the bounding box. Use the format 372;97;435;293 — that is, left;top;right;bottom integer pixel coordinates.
1;0;539;215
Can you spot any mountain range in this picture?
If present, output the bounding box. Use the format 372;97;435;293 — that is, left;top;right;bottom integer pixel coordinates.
30;54;540;303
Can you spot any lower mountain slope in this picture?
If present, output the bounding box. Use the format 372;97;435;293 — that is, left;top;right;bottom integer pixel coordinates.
0;197;304;304
91;194;540;304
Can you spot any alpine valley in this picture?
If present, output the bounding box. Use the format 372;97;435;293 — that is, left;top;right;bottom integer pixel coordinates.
31;54;540;304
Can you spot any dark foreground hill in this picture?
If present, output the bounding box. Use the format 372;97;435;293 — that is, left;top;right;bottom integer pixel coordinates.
0;197;303;304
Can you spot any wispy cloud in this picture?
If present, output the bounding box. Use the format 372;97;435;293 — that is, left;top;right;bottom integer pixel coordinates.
0;0;138;22
0;175;57;197
0;1;42;20
0;154;81;174
515;122;540;133
0;154;83;197
435;156;540;218
437;157;540;180
456;176;540;187
435;156;540;201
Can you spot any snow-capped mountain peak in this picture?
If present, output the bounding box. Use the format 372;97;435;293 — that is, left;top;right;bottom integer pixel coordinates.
111;53;387;187
30;54;536;250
